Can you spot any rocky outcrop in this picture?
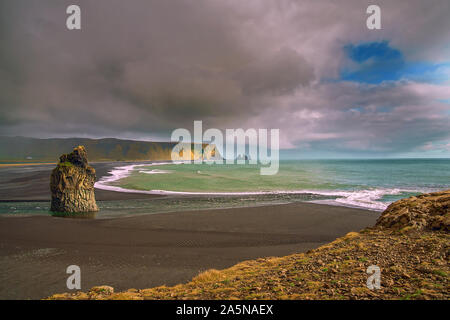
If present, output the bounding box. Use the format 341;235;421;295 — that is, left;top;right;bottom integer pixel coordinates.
50;146;99;213
376;190;450;231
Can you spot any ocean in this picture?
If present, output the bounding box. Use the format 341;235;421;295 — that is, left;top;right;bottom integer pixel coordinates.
1;159;448;217
95;159;450;211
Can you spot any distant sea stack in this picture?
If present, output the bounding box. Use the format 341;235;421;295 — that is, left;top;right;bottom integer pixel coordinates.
50;146;99;213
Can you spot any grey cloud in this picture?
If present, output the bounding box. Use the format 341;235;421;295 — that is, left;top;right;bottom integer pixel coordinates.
235;47;314;96
257;81;450;153
0;0;315;138
0;0;449;156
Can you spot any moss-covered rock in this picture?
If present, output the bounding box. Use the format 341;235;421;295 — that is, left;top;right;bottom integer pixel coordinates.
375;190;449;231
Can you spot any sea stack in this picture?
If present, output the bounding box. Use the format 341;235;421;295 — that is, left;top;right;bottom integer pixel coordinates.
50;146;99;213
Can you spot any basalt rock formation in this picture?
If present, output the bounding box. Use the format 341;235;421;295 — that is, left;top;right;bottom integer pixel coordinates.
50;146;99;213
376;190;450;231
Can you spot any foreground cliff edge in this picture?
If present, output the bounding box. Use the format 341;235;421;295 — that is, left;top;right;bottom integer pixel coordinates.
50;146;99;214
47;190;449;300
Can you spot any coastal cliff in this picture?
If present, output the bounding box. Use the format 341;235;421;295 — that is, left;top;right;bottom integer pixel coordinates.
50;146;99;213
0;136;221;163
376;190;449;231
47;190;449;300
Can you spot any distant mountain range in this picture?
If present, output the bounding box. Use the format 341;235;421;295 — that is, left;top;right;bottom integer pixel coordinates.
0;136;180;163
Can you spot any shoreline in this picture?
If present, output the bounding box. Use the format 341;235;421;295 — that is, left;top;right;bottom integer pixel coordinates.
1;160;445;212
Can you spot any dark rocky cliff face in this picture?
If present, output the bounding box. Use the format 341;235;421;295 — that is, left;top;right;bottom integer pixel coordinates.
50;146;99;213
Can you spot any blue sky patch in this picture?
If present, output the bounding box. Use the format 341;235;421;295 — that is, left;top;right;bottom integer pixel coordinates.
340;41;450;84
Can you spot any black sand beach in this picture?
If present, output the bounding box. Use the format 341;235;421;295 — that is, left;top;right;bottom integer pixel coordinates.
0;163;379;299
0;203;378;299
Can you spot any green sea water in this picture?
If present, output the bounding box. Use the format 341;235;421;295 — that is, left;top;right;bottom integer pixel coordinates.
117;162;343;192
97;159;450;211
1;159;448;217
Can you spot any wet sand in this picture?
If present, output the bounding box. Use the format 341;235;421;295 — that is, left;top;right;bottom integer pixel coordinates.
0;202;378;299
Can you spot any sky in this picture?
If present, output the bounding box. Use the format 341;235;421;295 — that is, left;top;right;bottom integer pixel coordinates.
0;0;449;158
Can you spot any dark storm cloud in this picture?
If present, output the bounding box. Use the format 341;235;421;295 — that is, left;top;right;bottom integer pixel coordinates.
0;0;314;138
0;0;449;156
235;48;313;96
